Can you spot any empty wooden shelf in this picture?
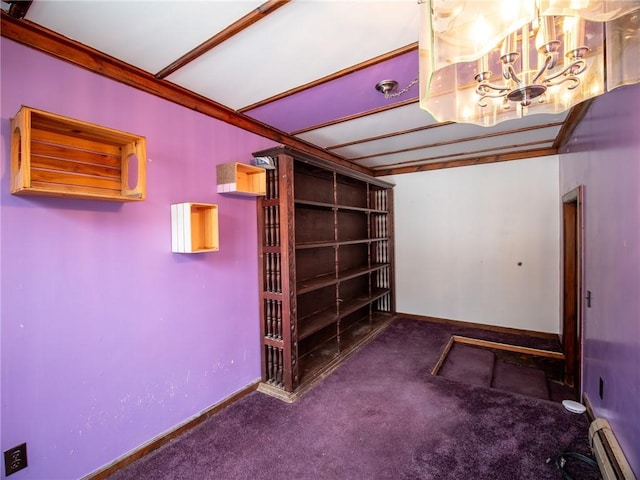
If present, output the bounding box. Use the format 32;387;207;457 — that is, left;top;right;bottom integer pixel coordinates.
171;203;219;253
255;146;396;401
10;106;146;201
216;162;266;196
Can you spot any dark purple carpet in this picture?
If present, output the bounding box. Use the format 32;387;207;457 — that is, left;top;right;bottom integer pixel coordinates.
438;343;553;400
107;318;600;480
492;361;550;400
438;343;495;387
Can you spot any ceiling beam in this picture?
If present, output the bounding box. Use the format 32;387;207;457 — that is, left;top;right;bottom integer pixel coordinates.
1;11;371;176
375;138;555;170
374;147;558;176
155;0;289;79
352;121;564;162
327;120;453;150
239;42;418;113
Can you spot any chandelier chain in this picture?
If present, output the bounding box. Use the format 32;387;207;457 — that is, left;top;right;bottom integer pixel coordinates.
384;77;419;99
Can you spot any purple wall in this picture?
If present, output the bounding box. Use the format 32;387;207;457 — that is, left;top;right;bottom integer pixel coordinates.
1;38;275;479
559;83;640;476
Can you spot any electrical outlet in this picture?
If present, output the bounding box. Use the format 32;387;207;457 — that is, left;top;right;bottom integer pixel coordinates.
599;377;604;400
4;443;28;476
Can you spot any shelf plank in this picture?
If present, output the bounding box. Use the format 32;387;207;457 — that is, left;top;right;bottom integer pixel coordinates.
338;265;375;282
369;262;390;272
295;240;338;250
340;312;394;352
338;296;372;318
297;272;337;295
297;312;394;387
295;200;388;214
31;167;122;190
296;264;392;296
335;204;369;213
31;128;123;158
338;289;391;318
338;239;377;246
298;341;339;383
297;306;338;340
340;316;373;346
294;199;335;210
31;154;121;179
371;287;392;302
296;238;383;250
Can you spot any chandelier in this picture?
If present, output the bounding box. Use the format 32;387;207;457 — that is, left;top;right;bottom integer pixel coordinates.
419;0;640;126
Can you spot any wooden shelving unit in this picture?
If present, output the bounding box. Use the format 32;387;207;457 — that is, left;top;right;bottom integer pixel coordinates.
10;106;146;201
255;146;396;401
171;203;219;253
216;162;266;196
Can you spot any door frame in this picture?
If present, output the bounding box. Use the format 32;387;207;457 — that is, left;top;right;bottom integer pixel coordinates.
561;186;584;392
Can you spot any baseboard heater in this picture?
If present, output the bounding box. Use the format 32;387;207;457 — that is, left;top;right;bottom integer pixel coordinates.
589;418;637;480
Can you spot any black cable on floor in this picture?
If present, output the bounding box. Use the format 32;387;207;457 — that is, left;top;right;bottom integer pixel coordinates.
547;451;600;480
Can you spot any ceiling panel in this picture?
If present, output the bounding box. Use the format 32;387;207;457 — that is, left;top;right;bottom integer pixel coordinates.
296;102;436;147
329;109;567;155
166;1;418;109
26;1;264;74
330;114;564;159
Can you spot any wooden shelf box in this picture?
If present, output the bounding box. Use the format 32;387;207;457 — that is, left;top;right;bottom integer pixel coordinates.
10;106;146;201
216;162;266;196
171;203;219;253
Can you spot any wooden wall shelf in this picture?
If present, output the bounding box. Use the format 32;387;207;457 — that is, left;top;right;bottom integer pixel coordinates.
171;203;219;253
216;162;266;196
10;106;146;201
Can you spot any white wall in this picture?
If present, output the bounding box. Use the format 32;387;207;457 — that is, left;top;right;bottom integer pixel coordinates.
386;155;560;333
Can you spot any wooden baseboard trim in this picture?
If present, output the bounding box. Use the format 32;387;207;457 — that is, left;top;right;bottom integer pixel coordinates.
583;392;596;423
398;312;559;341
83;380;260;480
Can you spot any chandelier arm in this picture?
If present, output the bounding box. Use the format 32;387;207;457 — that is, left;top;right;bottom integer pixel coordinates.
569;60;587;76
531;54;554;85
476;82;511;97
546;75;581;90
505;64;522;85
543;60;587;84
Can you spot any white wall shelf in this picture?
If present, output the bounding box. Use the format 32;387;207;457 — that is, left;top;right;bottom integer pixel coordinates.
171;203;219;253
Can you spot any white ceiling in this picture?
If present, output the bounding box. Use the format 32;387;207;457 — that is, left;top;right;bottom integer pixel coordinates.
3;0;577;175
